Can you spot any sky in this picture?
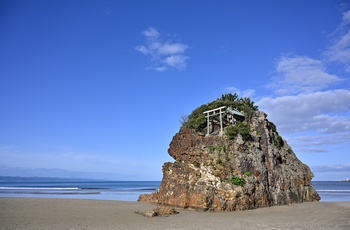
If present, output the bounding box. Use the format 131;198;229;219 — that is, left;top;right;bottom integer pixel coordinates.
1;0;349;181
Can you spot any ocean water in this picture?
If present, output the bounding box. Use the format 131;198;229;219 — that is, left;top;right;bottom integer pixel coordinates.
311;181;350;202
0;177;349;202
0;177;160;201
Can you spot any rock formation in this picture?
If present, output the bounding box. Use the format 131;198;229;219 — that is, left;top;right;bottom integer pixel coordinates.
136;205;179;217
139;95;320;211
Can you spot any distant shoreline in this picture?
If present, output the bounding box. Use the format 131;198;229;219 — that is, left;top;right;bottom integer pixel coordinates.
1;178;350;202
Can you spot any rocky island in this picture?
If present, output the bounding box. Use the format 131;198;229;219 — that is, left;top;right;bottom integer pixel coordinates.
139;94;320;211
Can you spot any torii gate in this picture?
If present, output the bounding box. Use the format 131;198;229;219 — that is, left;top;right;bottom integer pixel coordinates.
203;106;227;136
203;106;245;136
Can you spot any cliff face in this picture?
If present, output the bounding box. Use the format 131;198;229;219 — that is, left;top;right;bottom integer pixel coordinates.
139;110;320;211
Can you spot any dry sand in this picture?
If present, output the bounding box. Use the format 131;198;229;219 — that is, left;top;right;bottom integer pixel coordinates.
1;198;349;230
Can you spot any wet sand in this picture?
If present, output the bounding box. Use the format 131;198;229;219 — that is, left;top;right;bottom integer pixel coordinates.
1;198;349;230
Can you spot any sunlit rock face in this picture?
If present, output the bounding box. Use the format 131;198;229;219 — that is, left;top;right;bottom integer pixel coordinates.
139;110;320;211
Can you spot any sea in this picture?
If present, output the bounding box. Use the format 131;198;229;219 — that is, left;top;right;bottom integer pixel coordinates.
0;177;160;201
0;177;349;202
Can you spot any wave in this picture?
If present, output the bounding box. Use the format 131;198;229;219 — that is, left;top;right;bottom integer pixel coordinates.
0;186;158;192
138;187;158;191
316;190;350;192
0;187;80;190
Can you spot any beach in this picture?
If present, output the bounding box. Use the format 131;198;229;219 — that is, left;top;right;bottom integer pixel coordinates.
1;198;349;230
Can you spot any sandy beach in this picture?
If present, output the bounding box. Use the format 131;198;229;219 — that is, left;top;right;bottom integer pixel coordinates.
0;198;349;230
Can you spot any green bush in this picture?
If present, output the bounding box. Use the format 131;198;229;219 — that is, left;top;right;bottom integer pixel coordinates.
208;146;216;153
230;175;245;186
225;125;239;139
274;135;284;149
225;122;252;141
182;93;258;131
186;114;207;130
268;121;284;149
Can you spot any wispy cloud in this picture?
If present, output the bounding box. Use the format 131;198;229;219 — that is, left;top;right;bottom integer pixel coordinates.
104;8;113;17
225;86;256;99
0;164;123;180
135;27;189;72
256;9;350;156
268;56;341;95
324;10;350;72
311;164;350;173
287;133;350;153
0;146;18;151
0;149;160;180
310;164;350;180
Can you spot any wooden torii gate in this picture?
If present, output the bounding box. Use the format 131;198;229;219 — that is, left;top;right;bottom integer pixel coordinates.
203;106;245;136
203;106;227;136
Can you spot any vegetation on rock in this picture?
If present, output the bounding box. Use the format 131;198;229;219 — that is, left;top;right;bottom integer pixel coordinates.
267;121;284;149
225;122;252;141
182;93;258;133
230;175;245;186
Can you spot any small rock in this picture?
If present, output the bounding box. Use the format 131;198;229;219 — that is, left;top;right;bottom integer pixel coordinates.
135;210;157;217
135;205;179;218
153;205;179;216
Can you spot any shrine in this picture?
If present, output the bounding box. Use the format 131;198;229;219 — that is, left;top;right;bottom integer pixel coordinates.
203;106;245;136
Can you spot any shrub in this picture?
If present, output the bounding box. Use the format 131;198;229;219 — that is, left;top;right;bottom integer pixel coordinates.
268;121;284;149
208;146;216;153
274;135;284;149
225;125;239;139
182;93;258;131
230;175;245;186
225;122;252;141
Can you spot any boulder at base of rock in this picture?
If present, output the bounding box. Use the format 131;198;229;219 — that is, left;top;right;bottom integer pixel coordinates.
136;205;179;217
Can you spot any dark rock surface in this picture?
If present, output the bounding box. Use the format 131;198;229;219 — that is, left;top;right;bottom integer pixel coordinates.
139;110;320;211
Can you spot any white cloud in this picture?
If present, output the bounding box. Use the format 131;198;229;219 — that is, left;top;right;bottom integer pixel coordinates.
258;55;350;156
325;31;350;72
311;164;350;173
157;43;188;55
224;11;350;169
286;133;350;153
258;55;349;159
230;9;350;181
135;27;189;72
269;56;341;95
324;10;350;72
257;90;350;134
343;10;350;24
153;66;167;72
142;27;160;39
258;9;350;149
310;164;350;180
135;45;148;55
163;55;188;69
225;86;256;99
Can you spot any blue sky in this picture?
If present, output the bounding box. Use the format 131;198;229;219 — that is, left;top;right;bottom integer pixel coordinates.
1;0;349;181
